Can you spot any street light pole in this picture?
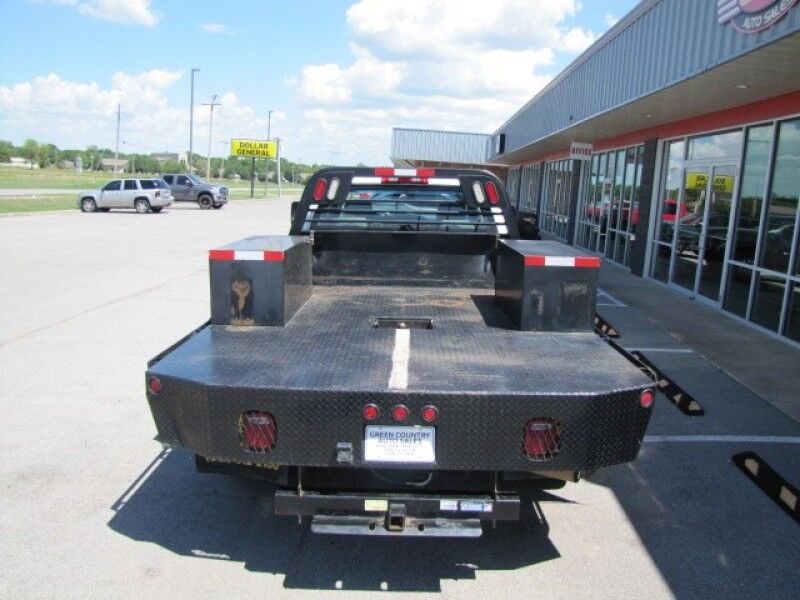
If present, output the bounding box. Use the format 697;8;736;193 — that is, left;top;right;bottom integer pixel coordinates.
188;68;199;173
113;103;120;174
201;94;221;179
276;137;282;199
218;140;228;180
264;109;274;198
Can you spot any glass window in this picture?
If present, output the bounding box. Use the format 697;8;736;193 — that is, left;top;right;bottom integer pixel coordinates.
140;180;156;190
162;175;174;184
650;244;671;283
786;284;800;343
750;272;785;332
123;180;137;190
688;130;743;160
723;265;752;318
759;118;799;274
177;175;190;185
655;140;684;242
103;180;121;191
731;125;772;264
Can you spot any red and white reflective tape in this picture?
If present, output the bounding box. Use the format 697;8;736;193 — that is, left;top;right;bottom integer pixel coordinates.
209;249;284;262
374;167;435;177
524;255;601;268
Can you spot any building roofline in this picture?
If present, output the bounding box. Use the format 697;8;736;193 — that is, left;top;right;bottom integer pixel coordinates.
492;0;660;135
392;126;489;137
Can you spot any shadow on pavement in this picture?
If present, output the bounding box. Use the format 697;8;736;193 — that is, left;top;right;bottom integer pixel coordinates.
108;449;560;592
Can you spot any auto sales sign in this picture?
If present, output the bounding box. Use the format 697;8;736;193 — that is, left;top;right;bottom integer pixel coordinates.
718;0;798;33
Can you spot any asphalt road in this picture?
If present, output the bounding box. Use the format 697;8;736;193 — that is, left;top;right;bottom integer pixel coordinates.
1;201;798;599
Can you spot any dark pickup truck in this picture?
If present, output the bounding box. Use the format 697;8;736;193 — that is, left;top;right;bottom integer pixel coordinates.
145;167;654;537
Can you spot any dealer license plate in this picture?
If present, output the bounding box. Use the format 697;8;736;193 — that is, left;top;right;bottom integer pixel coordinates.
364;426;435;463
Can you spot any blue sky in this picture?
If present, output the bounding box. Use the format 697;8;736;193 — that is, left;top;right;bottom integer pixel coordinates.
0;0;639;164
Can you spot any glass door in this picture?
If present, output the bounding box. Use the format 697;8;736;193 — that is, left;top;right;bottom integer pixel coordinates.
671;163;738;304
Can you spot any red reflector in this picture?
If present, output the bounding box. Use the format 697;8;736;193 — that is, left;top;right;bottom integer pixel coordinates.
209;249;235;261
374;167;395;176
240;411;276;452
147;376;162;395
421;406;438;422
381;176;428;184
524;418;560;460
485;181;500;205
392;405;409;422
363;404;379;421
264;250;284;262
416;168;436;177
640;389;655;408
524;255;546;266
313;178;327;202
575;257;601;268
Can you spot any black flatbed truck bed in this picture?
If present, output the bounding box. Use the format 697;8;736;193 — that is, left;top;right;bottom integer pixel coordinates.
145;167;654;537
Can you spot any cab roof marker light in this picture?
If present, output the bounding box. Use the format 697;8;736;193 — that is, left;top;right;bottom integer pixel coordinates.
327;177;340;200
472;181;486;204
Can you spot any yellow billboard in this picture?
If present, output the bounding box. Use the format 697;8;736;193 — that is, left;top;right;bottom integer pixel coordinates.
230;139;277;158
686;172;733;193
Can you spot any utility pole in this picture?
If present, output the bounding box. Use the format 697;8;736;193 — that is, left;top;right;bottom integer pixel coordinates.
264;109;274;198
201;94;221;179
276;138;282;199
188;68;199;173
218;140;229;180
113;103;120;174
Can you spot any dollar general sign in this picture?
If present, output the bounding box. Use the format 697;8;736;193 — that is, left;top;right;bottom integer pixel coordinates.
230;139;277;158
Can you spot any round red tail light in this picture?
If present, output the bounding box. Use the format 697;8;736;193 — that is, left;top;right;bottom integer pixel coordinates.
240;411;276;452
640;389;655;408
485;181;500;205
392;405;409;422
523;418;560;460
421;406;438;422
312;178;327;202
147;376;162;395
363;404;379;421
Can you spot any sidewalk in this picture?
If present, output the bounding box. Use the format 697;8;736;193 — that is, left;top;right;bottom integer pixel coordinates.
598;262;800;423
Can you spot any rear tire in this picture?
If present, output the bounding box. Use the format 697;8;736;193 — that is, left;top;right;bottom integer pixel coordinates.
199;194;213;209
80;198;97;213
134;198;151;214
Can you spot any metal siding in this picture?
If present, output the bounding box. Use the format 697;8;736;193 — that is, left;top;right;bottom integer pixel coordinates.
390;128;491;165
491;0;800;160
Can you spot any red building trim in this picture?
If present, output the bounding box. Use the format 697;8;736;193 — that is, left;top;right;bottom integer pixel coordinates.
511;91;800;167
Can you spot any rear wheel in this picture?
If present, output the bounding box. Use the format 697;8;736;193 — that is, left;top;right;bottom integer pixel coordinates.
134;198;151;214
80;197;97;213
199;194;213;209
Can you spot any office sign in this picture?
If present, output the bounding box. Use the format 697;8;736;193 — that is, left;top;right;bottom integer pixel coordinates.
230;139;277;158
569;142;593;161
718;0;798;34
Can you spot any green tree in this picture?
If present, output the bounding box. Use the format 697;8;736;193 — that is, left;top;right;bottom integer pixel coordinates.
21;139;39;169
37;143;59;168
0;139;13;163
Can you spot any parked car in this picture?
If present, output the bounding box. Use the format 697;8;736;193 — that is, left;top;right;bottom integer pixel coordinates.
78;178;173;213
161;174;228;209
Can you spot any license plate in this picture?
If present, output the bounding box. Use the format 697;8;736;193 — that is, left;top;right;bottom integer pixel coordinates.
364;426;435;463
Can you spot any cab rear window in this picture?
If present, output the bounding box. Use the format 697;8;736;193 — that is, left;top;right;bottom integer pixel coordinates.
303;186;500;233
140;180;156;189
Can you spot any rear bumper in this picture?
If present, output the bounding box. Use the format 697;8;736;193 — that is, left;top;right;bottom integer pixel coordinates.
146;374;653;473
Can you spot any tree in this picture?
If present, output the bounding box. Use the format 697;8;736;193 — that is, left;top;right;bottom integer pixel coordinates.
37;143;59;168
0;139;13;163
21;139;39;169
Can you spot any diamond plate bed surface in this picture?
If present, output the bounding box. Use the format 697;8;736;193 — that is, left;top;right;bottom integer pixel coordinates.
151;286;650;395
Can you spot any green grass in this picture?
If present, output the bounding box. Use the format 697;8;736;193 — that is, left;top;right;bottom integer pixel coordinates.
0;195;77;214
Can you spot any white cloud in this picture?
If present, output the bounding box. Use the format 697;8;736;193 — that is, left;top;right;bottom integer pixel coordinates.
45;0;160;26
0;70;274;156
288;0;597;163
605;13;620;28
201;23;233;34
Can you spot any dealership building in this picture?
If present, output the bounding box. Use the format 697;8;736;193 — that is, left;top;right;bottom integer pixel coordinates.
396;0;800;345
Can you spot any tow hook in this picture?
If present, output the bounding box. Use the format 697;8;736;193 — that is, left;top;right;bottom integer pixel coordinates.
386;503;406;531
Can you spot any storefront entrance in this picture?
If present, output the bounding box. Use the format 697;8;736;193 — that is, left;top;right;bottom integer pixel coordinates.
671;161;738;304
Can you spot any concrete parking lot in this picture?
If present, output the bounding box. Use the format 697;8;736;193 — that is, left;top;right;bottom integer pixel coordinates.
1;201;799;599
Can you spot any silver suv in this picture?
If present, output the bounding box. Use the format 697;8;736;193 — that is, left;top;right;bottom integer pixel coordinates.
78;178;173;213
161;174;228;209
